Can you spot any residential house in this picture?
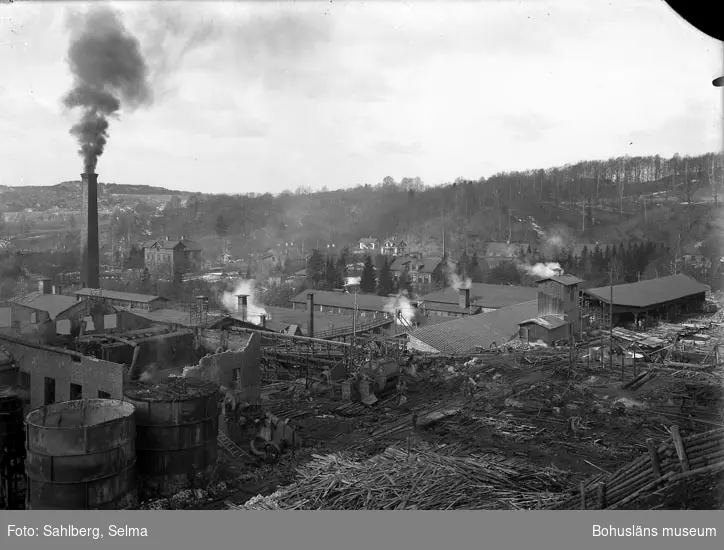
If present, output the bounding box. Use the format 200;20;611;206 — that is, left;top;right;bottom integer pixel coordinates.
681;245;711;270
355;237;380;254
484;242;529;259
381;238;407;256
389;256;445;286
142;237;203;279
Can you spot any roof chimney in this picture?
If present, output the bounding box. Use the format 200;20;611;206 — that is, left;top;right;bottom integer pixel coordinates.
458;287;470;310
38;278;52;295
52;284;63;295
306;292;314;337
80;171;100;289
260;314;267;329
237;295;248;321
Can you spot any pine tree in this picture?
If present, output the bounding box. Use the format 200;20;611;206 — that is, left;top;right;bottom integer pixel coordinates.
377;257;394;295
305;249;325;287
360;255;377;293
397;269;411;293
325;257;336;287
335;255;348;287
470;252;484;283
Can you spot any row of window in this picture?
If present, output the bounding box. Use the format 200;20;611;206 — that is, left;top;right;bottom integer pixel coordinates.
19;372;111;405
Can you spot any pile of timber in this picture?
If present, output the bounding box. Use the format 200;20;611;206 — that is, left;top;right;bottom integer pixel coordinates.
229;443;571;510
547;426;724;510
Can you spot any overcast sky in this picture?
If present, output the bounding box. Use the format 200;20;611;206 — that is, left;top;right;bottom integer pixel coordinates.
0;0;721;194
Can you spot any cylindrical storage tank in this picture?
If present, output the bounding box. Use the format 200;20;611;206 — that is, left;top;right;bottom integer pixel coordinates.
124;377;220;501
0;388;25;458
25;399;137;510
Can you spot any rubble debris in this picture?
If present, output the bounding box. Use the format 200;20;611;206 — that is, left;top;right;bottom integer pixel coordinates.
230;442;571;510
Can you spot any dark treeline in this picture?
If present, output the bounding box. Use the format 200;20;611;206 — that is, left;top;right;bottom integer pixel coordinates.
151;152;721;260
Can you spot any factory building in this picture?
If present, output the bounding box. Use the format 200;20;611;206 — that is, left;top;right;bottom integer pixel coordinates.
516;275;584;345
419;283;538;318
74;288;169;312
581;273;709;329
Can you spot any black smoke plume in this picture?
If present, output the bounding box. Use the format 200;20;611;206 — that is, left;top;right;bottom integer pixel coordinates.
63;7;151;173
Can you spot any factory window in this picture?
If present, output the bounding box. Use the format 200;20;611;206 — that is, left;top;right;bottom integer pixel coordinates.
30;311;37;324
44;377;56;405
69;383;83;400
98;390;111;399
19;371;30;390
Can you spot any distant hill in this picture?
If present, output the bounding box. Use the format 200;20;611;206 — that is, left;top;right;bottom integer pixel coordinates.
2;152;723;265
0;181;182;212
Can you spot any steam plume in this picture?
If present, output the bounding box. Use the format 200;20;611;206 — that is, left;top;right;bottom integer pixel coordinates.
520;262;563;279
221;279;268;325
446;258;471;291
383;291;416;326
63;7;152;173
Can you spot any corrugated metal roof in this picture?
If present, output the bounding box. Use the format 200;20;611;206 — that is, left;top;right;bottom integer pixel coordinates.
10;292;79;320
422;283;538;309
408;300;538;354
535;275;584;286
519;315;568;330
422;302;481;315
75;288;167;304
127;308;217;327
582;274;709;308
290;290;388;312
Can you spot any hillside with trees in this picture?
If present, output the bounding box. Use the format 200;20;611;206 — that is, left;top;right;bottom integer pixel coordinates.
143;152;724;262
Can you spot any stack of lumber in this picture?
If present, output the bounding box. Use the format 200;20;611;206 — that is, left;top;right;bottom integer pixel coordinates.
230;443;571;510
548;426;724;509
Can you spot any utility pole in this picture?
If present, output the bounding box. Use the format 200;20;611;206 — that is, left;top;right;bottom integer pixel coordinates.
608;268;614;372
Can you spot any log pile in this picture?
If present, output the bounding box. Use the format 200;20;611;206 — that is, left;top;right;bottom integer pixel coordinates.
229;443;571;510
548;426;724;509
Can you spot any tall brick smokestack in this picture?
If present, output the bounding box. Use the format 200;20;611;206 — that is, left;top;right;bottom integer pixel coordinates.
81;171;100;289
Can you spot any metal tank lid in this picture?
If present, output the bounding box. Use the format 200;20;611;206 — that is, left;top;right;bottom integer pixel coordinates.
124;376;219;403
25;398;134;429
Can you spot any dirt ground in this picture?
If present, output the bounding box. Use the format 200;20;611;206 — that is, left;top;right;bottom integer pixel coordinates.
143;349;721;510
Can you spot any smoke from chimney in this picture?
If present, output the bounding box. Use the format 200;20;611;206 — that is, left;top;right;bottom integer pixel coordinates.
63;6;152;173
221;279;267;325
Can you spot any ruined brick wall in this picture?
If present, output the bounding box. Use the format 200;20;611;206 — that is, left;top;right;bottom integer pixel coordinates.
185;331;261;404
0;337;125;409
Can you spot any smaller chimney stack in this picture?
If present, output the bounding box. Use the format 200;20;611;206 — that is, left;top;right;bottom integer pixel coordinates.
237;295;248;321
260;314;267;329
52;284;63;295
38;278;52;295
458;287;471;309
306;292;314;337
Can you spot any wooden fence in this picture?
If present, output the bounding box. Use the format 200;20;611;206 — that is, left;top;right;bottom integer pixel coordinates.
548;426;724;509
